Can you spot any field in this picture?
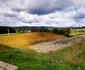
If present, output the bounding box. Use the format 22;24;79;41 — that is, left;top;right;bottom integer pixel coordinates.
0;32;66;50
70;29;85;36
0;32;85;70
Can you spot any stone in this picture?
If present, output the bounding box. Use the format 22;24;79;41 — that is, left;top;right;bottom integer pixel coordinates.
0;61;19;70
30;35;85;53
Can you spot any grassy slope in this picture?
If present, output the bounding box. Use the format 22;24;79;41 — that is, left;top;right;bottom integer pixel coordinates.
70;29;85;36
0;39;85;70
0;32;66;50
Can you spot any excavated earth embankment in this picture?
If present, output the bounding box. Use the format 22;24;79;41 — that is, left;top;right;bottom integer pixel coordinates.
30;35;85;53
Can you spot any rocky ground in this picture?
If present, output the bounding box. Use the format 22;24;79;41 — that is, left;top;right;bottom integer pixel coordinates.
30;35;85;53
0;61;19;70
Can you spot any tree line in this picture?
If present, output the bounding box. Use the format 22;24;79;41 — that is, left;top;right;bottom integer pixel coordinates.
0;26;71;37
31;28;71;37
0;26;16;34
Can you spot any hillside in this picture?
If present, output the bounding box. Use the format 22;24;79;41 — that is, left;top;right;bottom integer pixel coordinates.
55;39;85;64
0;35;85;70
0;32;66;50
30;35;85;53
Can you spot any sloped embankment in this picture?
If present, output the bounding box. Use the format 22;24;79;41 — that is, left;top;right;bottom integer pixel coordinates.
30;35;85;53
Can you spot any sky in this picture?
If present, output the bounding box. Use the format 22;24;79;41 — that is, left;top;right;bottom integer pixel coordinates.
0;0;85;27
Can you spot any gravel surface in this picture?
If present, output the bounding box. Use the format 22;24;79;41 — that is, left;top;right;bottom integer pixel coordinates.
30;35;85;53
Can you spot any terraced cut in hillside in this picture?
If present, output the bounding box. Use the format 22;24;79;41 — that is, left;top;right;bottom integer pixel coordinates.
30;35;85;53
0;32;66;50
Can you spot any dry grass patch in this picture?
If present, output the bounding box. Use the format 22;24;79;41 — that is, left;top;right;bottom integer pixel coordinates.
0;32;66;50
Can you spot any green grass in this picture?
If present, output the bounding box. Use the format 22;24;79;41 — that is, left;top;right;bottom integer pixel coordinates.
70;30;85;37
0;33;22;37
0;45;72;70
0;39;85;70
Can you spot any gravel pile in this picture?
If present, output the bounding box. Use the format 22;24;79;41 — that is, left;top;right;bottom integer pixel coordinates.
30;35;85;53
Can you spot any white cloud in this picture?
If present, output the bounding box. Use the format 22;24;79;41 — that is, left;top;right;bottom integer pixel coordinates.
72;0;85;7
0;0;85;27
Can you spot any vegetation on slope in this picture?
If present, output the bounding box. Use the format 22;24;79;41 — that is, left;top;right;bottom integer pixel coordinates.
0;39;85;70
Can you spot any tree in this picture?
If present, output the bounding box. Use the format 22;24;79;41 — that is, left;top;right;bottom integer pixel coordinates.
31;28;38;32
53;28;58;34
44;28;50;32
0;26;16;34
53;28;71;37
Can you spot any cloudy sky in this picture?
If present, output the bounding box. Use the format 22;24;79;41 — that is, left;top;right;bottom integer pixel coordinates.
0;0;85;27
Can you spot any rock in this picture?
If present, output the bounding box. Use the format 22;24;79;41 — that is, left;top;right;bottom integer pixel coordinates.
0;61;19;70
30;35;85;53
